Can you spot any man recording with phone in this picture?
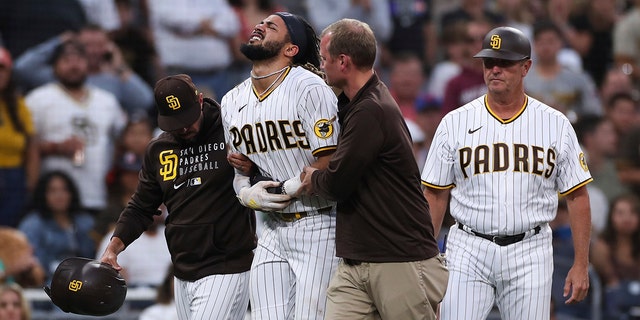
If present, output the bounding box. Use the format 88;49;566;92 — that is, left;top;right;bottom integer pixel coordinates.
14;24;154;116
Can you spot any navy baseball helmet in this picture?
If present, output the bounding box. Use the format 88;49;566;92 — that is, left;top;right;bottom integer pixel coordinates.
473;26;531;61
44;257;127;316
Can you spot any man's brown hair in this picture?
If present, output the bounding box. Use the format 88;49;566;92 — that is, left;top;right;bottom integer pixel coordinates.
321;19;377;70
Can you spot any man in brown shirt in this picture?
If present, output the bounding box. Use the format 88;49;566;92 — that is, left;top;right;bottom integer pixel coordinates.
297;18;448;319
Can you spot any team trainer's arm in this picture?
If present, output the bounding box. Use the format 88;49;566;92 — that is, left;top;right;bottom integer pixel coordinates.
305;104;383;201
285;153;333;195
563;185;591;304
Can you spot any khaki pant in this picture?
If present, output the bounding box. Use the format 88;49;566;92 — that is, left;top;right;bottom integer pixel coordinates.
325;254;448;320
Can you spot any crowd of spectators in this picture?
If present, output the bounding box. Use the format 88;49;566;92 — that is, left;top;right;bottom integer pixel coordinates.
1;0;640;319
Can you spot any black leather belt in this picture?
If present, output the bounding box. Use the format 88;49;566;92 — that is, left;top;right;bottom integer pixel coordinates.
458;223;541;246
343;258;362;266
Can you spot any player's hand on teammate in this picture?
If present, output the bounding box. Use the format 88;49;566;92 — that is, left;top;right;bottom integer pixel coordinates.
564;264;590;304
295;166;318;196
238;181;292;211
228;152;255;176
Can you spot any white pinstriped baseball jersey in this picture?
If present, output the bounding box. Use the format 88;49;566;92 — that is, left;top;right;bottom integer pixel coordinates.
421;95;592;235
221;66;339;213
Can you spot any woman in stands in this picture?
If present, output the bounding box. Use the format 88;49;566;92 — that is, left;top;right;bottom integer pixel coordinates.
591;193;640;317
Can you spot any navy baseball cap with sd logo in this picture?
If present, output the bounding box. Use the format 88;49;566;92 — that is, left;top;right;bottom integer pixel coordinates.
154;74;202;132
473;26;531;61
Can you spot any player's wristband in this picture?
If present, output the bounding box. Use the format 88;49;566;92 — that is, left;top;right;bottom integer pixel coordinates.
280;181;287;195
250;173;283;194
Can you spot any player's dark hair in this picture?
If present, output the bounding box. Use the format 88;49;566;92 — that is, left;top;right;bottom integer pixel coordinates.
291;17;323;76
296;15;320;68
601;193;640;259
321;19;377;70
276;12;325;79
299;62;326;80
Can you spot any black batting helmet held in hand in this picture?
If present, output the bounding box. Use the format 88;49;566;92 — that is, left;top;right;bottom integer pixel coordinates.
473;26;531;61
44;257;127;316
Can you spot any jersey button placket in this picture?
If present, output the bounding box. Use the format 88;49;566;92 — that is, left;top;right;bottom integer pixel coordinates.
499;124;508;234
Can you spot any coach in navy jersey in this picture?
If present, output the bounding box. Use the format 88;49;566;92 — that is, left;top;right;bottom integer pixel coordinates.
297;18;448;319
422;26;592;320
100;74;256;320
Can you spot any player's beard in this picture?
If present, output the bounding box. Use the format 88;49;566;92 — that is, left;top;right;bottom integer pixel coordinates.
240;40;285;62
173;135;198;147
174;131;199;144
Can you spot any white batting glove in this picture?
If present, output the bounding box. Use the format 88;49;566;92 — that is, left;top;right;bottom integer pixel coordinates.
238;180;292;211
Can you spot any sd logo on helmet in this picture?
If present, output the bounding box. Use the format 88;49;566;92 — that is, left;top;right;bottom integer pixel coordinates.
474;26;531;61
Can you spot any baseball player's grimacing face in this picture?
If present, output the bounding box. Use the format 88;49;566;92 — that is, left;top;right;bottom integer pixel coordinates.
482;57;531;95
248;15;281;44
243;15;290;60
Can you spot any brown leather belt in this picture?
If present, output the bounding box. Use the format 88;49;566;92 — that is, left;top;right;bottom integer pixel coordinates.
276;207;332;222
278;212;308;222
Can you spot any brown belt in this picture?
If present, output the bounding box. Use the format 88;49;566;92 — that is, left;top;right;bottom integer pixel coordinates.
278;212;308;222
276;207;332;222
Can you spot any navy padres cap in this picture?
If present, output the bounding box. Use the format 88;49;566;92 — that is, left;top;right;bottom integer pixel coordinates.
154;74;201;132
473;26;531;61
